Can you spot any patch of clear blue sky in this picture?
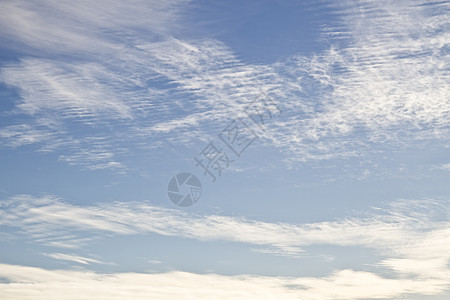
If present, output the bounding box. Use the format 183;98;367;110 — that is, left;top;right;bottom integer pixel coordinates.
178;0;342;63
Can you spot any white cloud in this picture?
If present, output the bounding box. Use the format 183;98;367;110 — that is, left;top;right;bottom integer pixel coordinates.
41;253;108;265
57;136;127;172
0;0;188;54
0;124;55;147
0;0;195;170
1;0;447;172
439;164;450;171
1;59;133;119
0;263;448;300
265;0;450;163
1;194;449;284
147;260;163;265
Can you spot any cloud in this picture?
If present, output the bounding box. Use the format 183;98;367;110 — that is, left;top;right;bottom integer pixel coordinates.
0;2;284;170
1;0;447;173
0;263;448;300
41;253;108;265
1;194;449;283
0;124;55;148
57;136;127;172
265;0;450;162
0;0;188;54
0;59;133;119
0;0;194;170
147;260;163;265
1;195;448;300
439;163;450;171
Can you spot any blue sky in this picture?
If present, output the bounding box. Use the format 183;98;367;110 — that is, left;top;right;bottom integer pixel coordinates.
0;0;449;299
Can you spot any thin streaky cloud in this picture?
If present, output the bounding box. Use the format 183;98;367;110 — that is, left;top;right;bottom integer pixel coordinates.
1;194;449;282
41;253;109;265
0;0;447;172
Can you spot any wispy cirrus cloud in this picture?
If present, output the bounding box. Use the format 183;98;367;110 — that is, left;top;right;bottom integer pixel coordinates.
0;0;193;170
1;194;449;285
0;124;56;148
0;0;447;172
41;253;109;265
263;0;450;163
1;59;133;119
0;0;188;54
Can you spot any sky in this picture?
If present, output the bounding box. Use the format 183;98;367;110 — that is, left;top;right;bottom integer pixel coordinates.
0;0;449;299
